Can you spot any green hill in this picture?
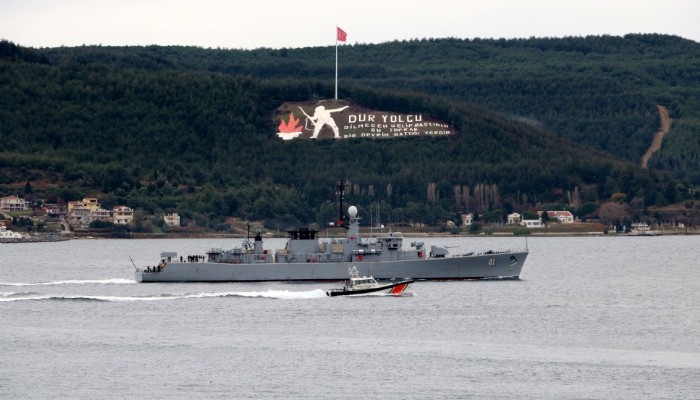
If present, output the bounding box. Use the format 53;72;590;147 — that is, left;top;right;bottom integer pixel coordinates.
27;34;700;175
0;36;698;230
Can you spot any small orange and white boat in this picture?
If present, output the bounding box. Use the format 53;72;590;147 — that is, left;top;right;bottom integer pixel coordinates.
326;266;413;297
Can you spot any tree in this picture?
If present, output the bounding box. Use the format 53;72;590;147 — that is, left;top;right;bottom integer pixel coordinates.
522;210;539;220
598;202;631;226
575;202;598;219
427;182;438;204
90;220;114;229
610;192;627;203
469;222;482;234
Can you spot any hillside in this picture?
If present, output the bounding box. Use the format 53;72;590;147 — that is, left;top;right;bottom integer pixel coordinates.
19;34;700;180
0;36;698;230
641;105;672;169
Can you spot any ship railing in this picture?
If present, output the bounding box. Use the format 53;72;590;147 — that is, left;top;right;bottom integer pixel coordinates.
473;249;525;256
310;253;345;263
307;253;345;263
352;249;382;255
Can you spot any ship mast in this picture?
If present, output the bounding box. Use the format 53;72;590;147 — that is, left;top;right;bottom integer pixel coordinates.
336;179;349;229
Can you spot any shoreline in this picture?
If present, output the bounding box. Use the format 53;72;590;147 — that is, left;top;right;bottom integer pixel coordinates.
53;228;700;240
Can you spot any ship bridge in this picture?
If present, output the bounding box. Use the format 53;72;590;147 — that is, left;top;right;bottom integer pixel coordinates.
286;227;318;240
285;227;323;255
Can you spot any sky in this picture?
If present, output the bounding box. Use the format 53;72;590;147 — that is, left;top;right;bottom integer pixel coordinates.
2;0;699;49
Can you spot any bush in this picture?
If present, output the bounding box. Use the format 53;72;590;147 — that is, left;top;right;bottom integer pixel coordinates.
89;220;113;229
513;227;531;236
468;222;482;234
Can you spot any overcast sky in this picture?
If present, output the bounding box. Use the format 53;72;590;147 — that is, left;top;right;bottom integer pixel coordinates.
2;0;699;49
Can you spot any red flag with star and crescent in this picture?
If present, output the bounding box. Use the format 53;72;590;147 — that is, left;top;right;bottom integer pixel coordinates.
337;27;347;42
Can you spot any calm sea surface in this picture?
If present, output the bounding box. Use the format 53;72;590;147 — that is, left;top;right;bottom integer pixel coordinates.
1;235;699;399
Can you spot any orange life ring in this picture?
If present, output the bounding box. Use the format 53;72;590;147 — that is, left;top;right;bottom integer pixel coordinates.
358;255;363;261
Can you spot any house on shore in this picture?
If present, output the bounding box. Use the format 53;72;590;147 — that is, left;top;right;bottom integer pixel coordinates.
546;210;574;224
0;195;30;212
164;213;181;227
507;213;521;225
459;213;473;226
112;206;134;225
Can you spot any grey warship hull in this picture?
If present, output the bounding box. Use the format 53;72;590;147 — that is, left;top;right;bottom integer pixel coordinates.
135;203;528;283
136;249;526;282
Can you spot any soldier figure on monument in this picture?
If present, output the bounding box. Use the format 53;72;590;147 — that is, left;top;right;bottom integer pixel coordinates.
302;105;349;139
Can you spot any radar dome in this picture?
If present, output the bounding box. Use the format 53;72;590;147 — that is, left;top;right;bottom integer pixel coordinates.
348;206;358;217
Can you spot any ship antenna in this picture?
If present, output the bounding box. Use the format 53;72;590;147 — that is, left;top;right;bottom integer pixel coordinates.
369;203;374;238
337;179;349;230
128;256;138;271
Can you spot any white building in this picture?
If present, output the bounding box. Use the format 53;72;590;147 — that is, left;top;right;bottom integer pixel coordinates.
112;206;134;225
164;213;180;227
546;210;574;224
460;213;473;226
507;213;521;225
521;219;543;228
0;195;30;212
90;208;111;223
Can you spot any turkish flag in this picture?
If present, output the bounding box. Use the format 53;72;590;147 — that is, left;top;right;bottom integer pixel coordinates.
337;27;347;42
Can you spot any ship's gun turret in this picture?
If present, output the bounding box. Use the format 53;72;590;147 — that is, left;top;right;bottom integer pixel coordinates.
411;241;425;250
430;245;449;258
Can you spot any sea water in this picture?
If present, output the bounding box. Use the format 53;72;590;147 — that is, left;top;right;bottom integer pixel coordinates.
1;235;698;399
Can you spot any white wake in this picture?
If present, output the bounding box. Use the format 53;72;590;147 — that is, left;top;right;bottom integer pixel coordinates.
0;289;329;302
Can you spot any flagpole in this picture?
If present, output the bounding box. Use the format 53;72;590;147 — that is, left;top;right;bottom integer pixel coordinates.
335;32;338;100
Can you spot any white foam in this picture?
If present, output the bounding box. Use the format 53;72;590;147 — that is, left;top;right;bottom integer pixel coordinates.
218;289;328;299
0;278;136;287
0;289;329;302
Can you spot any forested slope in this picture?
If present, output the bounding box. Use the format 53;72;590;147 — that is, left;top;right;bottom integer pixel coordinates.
26;34;700;179
0;36;697;229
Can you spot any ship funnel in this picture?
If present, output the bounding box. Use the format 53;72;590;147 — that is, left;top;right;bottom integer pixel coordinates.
254;232;263;254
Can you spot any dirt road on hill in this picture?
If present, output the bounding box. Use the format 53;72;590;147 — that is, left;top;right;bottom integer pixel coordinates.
641;105;671;169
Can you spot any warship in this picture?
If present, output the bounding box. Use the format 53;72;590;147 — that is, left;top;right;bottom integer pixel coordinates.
135;188;528;282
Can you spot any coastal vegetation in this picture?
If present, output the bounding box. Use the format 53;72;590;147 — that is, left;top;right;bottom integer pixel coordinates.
1;35;700;231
